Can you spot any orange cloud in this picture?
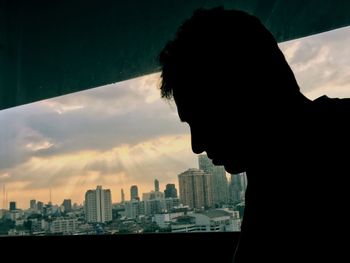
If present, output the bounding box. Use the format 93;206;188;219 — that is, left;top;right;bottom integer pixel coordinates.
4;134;196;208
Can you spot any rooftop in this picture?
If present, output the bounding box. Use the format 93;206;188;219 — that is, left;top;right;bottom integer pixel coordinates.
200;209;232;218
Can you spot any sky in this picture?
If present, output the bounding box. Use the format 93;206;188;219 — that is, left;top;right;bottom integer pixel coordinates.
1;26;350;209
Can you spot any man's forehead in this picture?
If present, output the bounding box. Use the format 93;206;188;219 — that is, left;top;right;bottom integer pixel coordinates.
174;94;202;122
175;100;193;122
175;96;220;124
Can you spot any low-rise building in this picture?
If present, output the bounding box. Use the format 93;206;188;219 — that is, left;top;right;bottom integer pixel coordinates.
153;211;185;228
171;209;242;233
49;218;78;234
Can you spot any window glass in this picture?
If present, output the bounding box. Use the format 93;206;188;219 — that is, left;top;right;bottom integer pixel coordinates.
1;26;349;236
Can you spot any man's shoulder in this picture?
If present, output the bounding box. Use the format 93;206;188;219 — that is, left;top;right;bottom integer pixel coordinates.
312;95;350;121
310;95;350;146
313;95;350;109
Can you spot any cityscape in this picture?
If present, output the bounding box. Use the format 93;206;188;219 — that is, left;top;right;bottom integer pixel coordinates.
2;24;347;237
0;154;247;236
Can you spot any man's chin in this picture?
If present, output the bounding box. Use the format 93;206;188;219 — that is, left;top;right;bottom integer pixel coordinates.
224;163;246;174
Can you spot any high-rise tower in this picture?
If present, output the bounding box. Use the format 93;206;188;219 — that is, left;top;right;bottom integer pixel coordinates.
178;168;213;209
85;186;112;223
198;154;228;205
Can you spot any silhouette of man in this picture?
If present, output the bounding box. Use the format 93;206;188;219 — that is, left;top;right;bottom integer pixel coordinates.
159;7;349;262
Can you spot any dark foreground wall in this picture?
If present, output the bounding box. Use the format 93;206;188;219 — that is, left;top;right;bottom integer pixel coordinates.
1;232;240;261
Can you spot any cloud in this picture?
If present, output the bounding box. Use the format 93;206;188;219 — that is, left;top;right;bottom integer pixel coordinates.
26;141;54;152
0;73;189;173
0;73;196;208
279;26;350;99
1;134;196;206
0;109;56;170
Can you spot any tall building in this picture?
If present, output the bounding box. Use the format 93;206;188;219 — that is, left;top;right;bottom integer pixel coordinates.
85;186;112;223
164;198;180;212
178;168;213;210
130;185;139;201
62;199;72;212
154;179;160;192
229;173;248;203
144;199;165;215
121;188;125;203
198;154;228;205
164;184;178;198
241;172;248;191
9;201;16;211
231;173;242;191
37;201;44;211
125;200;146;219
30;199;37;210
142;191;165;201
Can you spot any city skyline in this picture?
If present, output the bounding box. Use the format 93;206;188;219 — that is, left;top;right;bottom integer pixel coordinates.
1;26;350;209
0;72;196;208
1;179;178;210
1;176;244;236
1;157;237;210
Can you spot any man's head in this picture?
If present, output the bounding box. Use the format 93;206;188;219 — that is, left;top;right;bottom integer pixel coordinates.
159;7;301;173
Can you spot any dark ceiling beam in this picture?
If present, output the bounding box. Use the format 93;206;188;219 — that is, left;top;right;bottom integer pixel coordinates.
1;0;350;110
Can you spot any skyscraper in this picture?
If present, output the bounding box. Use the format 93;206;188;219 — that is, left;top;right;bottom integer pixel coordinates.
62;199;72;212
240;172;248;191
229;173;248;203
30;199;37;210
130;185;139;201
198;154;228;205
37;201;44;211
9;201;16;211
121;188;125;203
125;200;143;219
142;191;165;201
164;184;178;198
85;186;112;223
178;168;213;209
154;179;160;192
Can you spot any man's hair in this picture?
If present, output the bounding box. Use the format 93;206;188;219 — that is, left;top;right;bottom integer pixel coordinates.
159;7;299;100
